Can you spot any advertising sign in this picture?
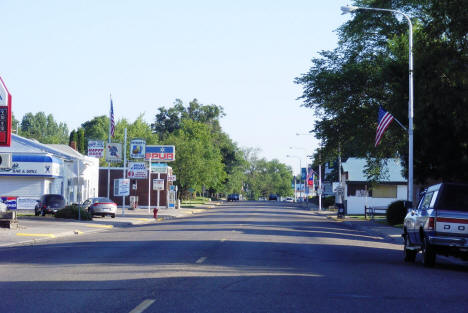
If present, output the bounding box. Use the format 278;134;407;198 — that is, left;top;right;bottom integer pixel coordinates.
1;196;17;210
301;168;306;181
0;155;61;177
114;178;130;196
167;175;176;182
130;139;146;159
145;145;175;162
0;76;12;147
87;140;105;158
153;179;165;190
17;197;39;210
127;162;147;179
151;163;168;174
106;143;122;162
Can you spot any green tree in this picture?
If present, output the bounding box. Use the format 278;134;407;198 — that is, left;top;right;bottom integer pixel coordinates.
20;112;69;144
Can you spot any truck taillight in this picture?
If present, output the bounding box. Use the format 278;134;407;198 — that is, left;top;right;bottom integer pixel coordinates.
426;217;435;230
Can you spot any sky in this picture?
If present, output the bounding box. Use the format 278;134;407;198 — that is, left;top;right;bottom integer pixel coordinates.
0;0;350;175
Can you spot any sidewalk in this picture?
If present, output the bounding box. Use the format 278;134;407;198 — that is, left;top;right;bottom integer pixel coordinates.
0;202;219;248
315;209;404;244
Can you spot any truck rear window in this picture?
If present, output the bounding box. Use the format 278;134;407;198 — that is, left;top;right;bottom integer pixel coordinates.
437;185;468;211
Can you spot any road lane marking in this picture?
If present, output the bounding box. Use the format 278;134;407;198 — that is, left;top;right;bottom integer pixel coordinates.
221;238;226;242
83;224;113;229
129;299;155;313
133;218;153;221
196;256;207;264
16;233;56;238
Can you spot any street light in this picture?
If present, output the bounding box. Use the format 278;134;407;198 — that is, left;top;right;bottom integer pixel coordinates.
286;154;302;202
341;5;414;206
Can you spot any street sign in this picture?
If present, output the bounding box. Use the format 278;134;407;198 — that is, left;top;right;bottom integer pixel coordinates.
153;179;165;190
127;162;147;179
88;140;105;158
0;76;12;147
130;139;146;159
145;145;175;162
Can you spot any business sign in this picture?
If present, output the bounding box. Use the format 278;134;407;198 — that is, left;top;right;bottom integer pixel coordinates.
145;145;175;162
130;139;146;159
17;197;39;210
127;162;147;179
167;175;176;182
106;143;122;162
0;76;12;147
1;196;17;210
114;178;130;196
0;155;61;177
87;140;105;158
151;162;168;174
301;168;306;181
153;179;165;190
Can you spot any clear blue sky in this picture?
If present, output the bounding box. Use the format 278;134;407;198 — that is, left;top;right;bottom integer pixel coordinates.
1;0;349;175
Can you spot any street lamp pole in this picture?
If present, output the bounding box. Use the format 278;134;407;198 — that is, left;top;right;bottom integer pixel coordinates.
341;5;414;206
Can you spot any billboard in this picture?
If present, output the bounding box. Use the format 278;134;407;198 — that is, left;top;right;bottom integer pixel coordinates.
88;140;105;158
127;162;147;179
106;143;122;162
130;139;146;159
145;145;175;162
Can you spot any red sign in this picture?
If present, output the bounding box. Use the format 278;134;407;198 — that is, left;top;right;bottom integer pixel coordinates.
145;145;175;162
0;76;12;147
145;152;174;161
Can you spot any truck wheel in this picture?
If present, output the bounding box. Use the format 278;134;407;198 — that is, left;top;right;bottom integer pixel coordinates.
422;237;436;267
403;234;417;262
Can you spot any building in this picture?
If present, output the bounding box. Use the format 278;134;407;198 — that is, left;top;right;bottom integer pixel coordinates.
340;158;407;214
0;134;99;210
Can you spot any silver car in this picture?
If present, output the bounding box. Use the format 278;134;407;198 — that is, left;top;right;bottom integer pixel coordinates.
82;197;117;218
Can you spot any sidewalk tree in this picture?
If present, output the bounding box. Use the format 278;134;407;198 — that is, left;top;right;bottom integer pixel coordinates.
296;0;468;184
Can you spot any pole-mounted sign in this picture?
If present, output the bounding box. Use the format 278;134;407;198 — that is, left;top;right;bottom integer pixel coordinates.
0;76;12;147
145;145;175;162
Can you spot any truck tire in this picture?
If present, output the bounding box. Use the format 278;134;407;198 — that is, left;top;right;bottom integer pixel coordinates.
403;234;417;262
422;237;436;267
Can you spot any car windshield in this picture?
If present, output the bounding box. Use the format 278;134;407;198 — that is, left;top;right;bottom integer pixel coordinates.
437;184;468;211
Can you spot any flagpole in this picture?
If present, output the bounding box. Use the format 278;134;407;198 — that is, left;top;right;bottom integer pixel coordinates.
107;95;112;199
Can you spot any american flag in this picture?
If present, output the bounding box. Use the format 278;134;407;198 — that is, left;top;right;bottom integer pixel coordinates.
375;106;394;146
110;98;115;138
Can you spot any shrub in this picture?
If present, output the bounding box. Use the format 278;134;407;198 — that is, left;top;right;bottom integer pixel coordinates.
386;200;406;225
55;204;92;220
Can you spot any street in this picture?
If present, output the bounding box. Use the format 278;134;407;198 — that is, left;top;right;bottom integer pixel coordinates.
1;201;468;313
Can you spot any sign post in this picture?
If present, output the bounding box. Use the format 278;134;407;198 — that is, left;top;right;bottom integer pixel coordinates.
0;76;12;147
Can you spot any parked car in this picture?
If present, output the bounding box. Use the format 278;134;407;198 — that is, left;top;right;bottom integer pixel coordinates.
227;194;240;202
82;197;117;218
35;194;66;216
269;194;278;201
403;182;468;267
284;197;294;202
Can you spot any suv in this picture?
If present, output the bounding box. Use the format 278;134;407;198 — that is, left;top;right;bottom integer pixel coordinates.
403;183;468;267
227;194;239;202
35;194;66;216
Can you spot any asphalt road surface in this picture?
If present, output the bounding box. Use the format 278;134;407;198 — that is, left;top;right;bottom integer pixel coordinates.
1;201;468;313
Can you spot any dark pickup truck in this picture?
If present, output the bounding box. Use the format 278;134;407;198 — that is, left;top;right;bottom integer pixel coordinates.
403;183;468;267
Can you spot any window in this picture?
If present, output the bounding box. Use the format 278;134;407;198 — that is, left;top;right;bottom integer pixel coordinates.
372;185;397;198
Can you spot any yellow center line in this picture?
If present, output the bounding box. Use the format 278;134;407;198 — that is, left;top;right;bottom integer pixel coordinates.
16;233;56;238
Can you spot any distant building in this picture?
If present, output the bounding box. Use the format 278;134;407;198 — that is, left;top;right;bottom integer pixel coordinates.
340;158;407;214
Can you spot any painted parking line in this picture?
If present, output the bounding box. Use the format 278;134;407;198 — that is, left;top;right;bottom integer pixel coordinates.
16;233;56;238
196;256;207;264
83;224;113;229
129;299;156;313
133;218;153;221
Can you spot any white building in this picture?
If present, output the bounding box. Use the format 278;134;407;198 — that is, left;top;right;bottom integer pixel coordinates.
0;134;99;210
341;158;407;214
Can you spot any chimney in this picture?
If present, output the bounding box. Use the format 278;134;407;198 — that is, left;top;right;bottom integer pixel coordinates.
70;141;77;150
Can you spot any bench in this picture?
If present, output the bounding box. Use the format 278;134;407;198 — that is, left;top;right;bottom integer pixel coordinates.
365;206;388;220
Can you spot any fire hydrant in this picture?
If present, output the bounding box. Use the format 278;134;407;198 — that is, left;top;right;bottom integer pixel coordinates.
153;208;158;219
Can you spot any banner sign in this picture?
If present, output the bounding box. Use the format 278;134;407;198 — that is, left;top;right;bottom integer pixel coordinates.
153;179;165;190
87;140;105;158
114;178;130;196
127;162;147;179
301;168;306;181
145;145;175;162
106;143;122;162
151;163;168;174
130;139;146;159
0;76;12;147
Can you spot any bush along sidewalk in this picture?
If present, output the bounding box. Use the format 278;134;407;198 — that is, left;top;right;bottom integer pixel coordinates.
55;205;92;220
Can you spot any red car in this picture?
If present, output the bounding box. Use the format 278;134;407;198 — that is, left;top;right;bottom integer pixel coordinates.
82;197;117;218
